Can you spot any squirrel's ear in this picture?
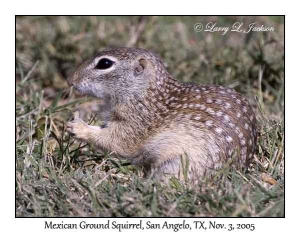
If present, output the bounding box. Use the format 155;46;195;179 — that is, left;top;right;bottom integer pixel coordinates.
135;58;147;75
139;58;147;69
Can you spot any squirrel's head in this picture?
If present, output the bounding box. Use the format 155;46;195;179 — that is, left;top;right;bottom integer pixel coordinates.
67;47;169;104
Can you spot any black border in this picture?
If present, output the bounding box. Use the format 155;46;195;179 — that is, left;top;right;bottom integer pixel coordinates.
15;15;285;219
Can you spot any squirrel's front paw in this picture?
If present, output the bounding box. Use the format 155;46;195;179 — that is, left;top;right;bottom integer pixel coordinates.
66;114;89;140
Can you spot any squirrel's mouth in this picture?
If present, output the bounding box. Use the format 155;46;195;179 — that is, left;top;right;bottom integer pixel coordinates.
67;73;92;96
70;81;108;101
67;71;77;87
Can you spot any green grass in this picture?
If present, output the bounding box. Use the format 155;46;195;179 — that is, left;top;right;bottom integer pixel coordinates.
16;16;284;217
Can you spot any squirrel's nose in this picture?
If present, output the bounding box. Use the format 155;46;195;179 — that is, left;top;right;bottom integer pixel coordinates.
67;72;76;86
67;78;73;86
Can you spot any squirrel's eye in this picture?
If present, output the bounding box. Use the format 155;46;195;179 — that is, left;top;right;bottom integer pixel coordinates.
95;58;114;69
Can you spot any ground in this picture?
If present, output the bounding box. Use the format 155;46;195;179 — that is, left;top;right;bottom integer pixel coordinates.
16;16;284;217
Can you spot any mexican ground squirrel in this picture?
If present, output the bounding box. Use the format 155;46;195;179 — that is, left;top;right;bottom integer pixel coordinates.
67;47;257;181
